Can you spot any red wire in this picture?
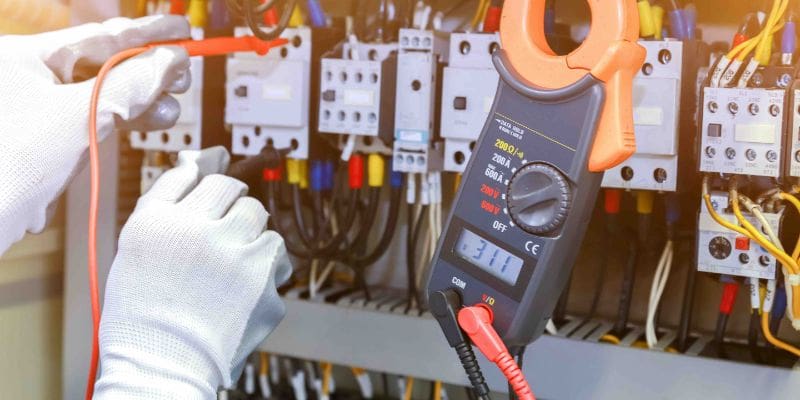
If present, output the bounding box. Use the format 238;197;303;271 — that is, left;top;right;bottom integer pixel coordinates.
83;36;287;399
458;306;536;400
86;47;149;400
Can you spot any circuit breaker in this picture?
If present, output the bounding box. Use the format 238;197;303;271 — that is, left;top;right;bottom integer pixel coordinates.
441;32;500;173
697;192;782;280
130;27;204;152
602;40;682;191
392;29;447;173
226;27;338;159
318;41;397;145
699;87;785;178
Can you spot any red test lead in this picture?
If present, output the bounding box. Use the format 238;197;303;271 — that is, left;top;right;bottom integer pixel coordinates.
458;306;536;400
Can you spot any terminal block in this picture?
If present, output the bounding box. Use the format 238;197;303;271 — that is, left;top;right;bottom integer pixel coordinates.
697;191;782;280
318;41;397;146
392;29;448;173
226;26;342;159
441;32;500;173
602;40;683;191
131;27;205;152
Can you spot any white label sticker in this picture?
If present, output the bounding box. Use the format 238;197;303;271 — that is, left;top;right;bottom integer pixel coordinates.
735;124;776;144
633;107;664;126
343;89;375;106
262;84;293;101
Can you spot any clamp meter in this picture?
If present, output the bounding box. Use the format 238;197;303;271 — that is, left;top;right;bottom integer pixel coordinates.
426;0;644;347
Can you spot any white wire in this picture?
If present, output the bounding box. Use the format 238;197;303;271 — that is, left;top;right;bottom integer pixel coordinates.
341;134;357;161
545;319;558;335
645;240;673;348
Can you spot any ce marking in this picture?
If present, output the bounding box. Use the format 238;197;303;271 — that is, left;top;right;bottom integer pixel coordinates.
525;241;540;256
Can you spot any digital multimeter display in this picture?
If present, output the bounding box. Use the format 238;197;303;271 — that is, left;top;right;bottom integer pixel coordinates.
454;228;524;285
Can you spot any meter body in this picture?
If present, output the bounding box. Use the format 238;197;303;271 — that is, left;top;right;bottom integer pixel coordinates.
426;52;606;347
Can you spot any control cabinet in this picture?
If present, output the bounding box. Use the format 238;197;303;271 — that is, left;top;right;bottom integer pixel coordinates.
602;40;682;191
441;32;500;173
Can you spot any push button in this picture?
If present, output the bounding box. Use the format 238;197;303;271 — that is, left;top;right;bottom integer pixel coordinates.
322;90;336;102
735;236;750;251
707;123;722;137
453;96;467;110
234;85;248;98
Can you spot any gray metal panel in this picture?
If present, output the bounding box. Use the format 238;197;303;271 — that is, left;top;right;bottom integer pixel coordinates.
262;298;800;400
62;135;120;399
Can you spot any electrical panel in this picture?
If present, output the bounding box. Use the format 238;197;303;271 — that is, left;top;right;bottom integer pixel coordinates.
318;41;397;145
130;27;204;152
698;87;785;178
602;40;682;191
225;27;313;158
697;192;782;280
441;32;500;173
391;29;447;173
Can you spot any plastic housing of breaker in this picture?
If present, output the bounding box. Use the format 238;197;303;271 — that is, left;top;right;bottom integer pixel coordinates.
699;87;785;177
393;29;448;173
697;191;782;279
140;165;167;195
226;27;312;159
130;27;204;152
789;88;800;178
318;42;397;142
441;32;500;173
602;40;682;191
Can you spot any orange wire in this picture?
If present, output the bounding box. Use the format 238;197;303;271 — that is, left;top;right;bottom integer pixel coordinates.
86;46;148;400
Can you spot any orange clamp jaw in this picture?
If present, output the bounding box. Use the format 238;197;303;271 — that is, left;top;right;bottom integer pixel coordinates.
500;0;645;172
149;36;289;57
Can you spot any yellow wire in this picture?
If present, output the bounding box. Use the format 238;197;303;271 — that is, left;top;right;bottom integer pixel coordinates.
727;0;786;61
259;353;269;377
762;312;800;357
321;362;333;396
404;377;415;400
433;381;443;400
779;192;800;260
755;0;789;64
600;334;620;345
471;0;489;29
729;192;797;274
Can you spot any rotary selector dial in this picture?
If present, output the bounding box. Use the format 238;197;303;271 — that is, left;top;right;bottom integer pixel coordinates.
709;236;732;260
507;163;571;235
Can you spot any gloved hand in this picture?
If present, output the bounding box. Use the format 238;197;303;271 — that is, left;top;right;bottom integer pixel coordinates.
0;15;192;255
94;147;293;399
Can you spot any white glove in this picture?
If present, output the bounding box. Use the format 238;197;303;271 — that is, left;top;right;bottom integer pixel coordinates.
94;147;293;399
0;15;192;255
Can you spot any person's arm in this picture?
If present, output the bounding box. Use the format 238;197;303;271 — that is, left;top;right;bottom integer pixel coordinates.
94;147;292;399
0;15;191;255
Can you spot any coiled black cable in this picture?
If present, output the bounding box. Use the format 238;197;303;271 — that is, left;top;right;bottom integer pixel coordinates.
455;342;491;400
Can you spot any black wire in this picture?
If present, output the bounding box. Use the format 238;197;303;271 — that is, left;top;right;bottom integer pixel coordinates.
586;230;609;320
292;185;316;246
748;309;764;364
347;188;403;267
553;273;571;324
712;312;730;359
613;229;639;336
676;242;697;353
